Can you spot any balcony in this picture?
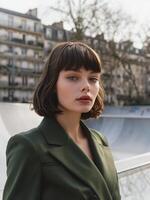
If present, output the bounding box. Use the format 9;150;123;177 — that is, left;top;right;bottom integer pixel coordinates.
0;36;44;50
10;38;23;43
0;81;36;91
0;81;8;89
2;96;19;102
0;63;43;77
27;40;44;48
0;20;42;34
0;52;44;64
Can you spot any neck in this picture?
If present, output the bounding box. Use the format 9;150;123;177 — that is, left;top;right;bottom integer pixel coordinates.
55;112;84;143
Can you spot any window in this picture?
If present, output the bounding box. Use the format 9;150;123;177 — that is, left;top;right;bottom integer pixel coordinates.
8;46;13;53
8;58;13;66
8;31;13;40
21;19;27;30
57;30;64;40
52;29;57;39
46;28;52;38
22;48;27;55
8;15;14;26
34;22;40;32
34;52;39;58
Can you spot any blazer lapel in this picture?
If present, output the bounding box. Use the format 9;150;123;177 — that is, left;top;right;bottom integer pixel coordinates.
39;116;112;200
81;123;117;198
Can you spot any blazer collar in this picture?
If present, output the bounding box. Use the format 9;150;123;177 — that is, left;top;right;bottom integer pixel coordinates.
38;116;94;146
38;116;70;146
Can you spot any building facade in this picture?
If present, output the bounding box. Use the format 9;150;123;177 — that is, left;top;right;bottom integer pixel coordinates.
0;7;150;105
0;7;44;102
43;21;71;56
85;35;150;105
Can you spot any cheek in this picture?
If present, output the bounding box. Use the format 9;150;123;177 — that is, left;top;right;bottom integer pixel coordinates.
56;81;73;102
57;84;67;95
92;84;100;96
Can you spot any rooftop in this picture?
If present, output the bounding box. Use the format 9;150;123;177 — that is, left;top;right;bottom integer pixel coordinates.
0;7;41;21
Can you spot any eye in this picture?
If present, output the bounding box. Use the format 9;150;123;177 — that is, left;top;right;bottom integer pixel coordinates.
89;77;99;83
67;76;78;81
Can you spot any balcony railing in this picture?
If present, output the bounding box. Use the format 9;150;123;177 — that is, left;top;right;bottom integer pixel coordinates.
0;19;42;33
0;53;44;64
0;81;36;90
0;36;44;49
115;152;150;200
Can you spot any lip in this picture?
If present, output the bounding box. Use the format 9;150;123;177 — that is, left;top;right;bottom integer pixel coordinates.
76;96;92;101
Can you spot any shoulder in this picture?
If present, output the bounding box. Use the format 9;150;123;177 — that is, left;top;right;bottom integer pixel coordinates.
8;127;39;145
6;127;43;158
5;129;42;181
90;128;109;146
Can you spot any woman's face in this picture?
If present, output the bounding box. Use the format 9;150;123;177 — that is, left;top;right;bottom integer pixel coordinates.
56;68;100;115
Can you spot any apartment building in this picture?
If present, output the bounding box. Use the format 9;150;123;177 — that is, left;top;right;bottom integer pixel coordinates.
0;7;44;102
84;34;150;105
43;21;71;56
99;40;150;105
0;7;150;105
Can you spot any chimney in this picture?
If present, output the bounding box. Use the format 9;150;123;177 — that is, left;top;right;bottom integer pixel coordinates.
26;8;38;17
51;21;64;29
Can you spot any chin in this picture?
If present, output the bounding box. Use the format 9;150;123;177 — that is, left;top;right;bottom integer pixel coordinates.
78;108;92;113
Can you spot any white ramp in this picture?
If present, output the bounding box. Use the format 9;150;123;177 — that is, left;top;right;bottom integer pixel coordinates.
0;115;10;199
0;103;42;136
0;102;42;199
86;106;150;160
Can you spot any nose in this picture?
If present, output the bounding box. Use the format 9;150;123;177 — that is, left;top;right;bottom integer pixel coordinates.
80;79;90;92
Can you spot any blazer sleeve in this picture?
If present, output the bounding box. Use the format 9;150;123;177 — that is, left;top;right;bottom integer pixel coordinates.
3;134;41;200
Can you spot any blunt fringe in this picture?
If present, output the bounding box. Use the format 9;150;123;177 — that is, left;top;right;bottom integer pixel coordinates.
32;41;105;119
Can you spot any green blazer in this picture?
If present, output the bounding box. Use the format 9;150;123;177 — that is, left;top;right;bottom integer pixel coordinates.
3;116;121;200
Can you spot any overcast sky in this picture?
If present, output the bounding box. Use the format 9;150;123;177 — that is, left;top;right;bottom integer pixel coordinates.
116;0;150;24
0;0;150;25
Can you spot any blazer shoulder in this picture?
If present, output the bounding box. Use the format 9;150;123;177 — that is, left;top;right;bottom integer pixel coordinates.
9;127;39;143
90;128;109;146
7;127;43;156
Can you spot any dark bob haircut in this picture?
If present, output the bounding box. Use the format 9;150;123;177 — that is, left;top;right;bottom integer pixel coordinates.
32;41;105;119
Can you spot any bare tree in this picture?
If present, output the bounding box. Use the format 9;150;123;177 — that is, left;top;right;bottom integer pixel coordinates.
48;0;145;105
49;0;119;40
139;25;150;103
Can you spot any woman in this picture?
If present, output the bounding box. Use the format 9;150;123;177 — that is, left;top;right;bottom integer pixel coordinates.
3;42;121;200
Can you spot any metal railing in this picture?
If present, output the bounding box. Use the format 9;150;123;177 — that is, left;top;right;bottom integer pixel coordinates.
115;152;150;200
0;19;42;33
0;37;43;49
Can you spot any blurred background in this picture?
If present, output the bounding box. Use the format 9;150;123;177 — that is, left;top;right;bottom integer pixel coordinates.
0;0;150;199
